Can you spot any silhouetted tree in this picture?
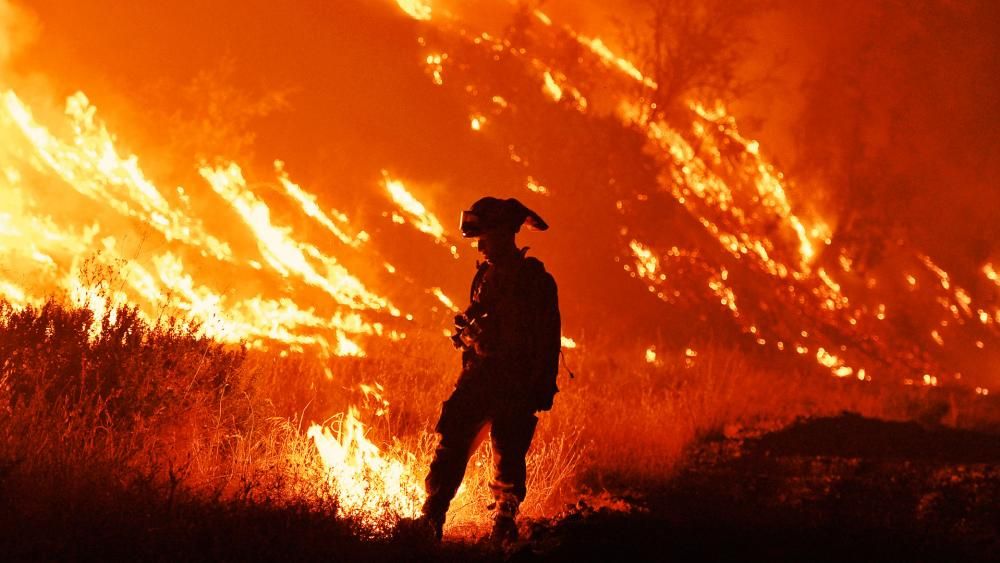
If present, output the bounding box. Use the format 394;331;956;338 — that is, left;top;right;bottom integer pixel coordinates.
626;0;764;119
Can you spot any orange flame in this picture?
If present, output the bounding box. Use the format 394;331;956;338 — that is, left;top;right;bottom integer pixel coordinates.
307;406;426;527
577;36;657;89
431;287;460;313
200;162;399;314
395;0;432;21
382;172;457;258
3;90;232;260
0;88;406;357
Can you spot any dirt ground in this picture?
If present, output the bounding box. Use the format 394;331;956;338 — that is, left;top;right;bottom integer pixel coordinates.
497;413;1000;562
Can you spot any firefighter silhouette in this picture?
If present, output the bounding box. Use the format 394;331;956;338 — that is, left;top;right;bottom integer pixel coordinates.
420;197;560;544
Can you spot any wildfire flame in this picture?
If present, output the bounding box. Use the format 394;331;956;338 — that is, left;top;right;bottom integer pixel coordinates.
396;0;432;21
1;0;996;536
431;287;460;313
3;91;232;260
577;36;657;89
0;88;402;357
308;406;426;526
391;0;998;391
382;172;447;243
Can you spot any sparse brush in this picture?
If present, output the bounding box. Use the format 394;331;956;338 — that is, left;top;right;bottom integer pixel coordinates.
1;296;995;556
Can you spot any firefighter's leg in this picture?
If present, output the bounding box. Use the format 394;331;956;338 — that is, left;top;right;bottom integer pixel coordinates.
488;411;538;542
421;393;489;533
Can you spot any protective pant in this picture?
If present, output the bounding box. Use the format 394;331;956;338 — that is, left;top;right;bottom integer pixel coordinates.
422;382;538;520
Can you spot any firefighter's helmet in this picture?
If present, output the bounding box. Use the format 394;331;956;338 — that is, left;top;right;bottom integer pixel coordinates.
459;197;548;238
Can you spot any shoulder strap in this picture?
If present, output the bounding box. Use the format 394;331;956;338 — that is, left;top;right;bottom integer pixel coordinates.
470;260;490;303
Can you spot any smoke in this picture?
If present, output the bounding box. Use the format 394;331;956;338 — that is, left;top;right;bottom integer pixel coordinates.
10;0;997;252
0;0;36;72
752;0;1000;282
547;0;1000;283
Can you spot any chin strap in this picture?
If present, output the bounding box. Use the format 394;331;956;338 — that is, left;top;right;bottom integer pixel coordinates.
560;349;576;379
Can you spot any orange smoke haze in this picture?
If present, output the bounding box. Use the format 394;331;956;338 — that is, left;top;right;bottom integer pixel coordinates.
1;0;998;393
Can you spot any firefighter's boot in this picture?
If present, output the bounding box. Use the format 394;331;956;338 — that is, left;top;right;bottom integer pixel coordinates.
397;511;443;543
420;511;445;542
490;497;519;546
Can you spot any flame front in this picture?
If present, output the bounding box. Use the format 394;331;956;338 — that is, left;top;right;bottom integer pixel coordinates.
307;407;426;526
0;88;402;356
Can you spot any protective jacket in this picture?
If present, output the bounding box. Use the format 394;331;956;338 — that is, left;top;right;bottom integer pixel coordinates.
459;249;560;412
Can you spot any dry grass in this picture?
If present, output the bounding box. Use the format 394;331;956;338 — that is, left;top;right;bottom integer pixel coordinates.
551;333;995;488
0;297;991;557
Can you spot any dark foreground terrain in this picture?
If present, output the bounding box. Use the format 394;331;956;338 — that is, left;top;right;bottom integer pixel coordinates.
522;413;1000;562
3;413;998;562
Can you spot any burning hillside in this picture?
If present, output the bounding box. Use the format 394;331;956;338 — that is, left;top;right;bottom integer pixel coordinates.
2;0;996;389
1;0;999;554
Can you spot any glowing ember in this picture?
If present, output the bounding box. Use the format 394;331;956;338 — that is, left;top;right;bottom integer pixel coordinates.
424;52;447;85
526;176;550;195
690;101;822;269
542;71;563;101
815;347;857;378
629;240;660;278
984;263;1000;287
645;346;657;364
335;332;366;357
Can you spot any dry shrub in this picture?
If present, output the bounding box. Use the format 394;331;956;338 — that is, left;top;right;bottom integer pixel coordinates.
2;296;991;550
0;296;586;543
550;336;988;487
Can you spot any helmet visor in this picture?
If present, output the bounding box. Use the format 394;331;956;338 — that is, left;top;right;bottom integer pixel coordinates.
459;210;484;238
